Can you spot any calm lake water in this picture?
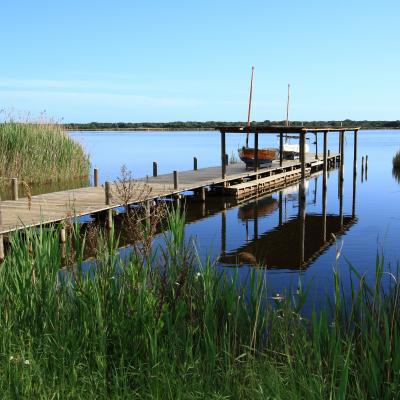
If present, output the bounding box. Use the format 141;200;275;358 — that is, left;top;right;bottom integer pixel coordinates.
70;130;400;305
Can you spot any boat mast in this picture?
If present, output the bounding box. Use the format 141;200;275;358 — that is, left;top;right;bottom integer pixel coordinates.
245;66;254;148
285;83;290;142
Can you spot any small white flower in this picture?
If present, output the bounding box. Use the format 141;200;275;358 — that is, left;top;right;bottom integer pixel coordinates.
24;360;30;365
175;282;180;286
9;356;14;361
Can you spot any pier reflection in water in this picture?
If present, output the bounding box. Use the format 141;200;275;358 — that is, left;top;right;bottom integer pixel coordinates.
213;166;357;270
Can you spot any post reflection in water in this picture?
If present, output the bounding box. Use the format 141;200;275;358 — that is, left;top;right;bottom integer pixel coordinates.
218;168;357;270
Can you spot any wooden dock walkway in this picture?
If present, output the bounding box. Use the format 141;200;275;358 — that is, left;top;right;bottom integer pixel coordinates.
0;153;339;236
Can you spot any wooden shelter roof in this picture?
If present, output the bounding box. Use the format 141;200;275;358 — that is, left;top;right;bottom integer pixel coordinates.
216;125;360;134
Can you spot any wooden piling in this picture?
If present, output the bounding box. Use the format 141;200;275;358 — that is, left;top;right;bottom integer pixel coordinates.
315;132;318;160
11;178;18;201
279;133;283;166
105;181;112;205
193;157;198;171
323;131;328;192
221;131;226;180
254;133;259;172
200;187;206;202
173;170;178;190
365;155;368;170
225;154;229;167
340;131;345;182
300;133;306;184
94;168;99;187
153;161;158;177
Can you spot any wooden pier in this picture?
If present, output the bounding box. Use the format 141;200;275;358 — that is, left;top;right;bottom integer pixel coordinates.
0;125;360;260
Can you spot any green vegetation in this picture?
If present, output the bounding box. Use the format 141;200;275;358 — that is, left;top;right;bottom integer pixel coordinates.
0;209;398;399
0;121;90;186
65;119;400;131
392;151;400;182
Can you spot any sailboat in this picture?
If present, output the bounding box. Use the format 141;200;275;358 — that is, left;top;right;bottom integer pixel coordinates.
238;67;279;168
282;84;309;159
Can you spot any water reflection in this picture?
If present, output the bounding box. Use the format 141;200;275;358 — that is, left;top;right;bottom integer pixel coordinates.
218;170;357;270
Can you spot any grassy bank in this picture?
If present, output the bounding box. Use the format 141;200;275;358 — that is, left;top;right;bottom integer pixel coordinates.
0;210;399;399
0;121;90;186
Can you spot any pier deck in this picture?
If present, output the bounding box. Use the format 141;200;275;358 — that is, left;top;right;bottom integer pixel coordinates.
0;153;338;235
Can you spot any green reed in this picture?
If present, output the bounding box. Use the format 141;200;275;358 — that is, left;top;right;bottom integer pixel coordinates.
0;121;90;186
0;209;398;399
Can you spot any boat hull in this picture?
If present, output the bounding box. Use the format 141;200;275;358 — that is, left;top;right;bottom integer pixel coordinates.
238;147;279;168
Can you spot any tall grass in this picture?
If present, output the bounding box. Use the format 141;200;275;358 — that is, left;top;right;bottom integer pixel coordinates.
0;120;90;186
393;151;400;182
0;210;399;398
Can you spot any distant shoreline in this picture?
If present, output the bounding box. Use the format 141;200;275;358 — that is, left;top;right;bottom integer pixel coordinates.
66;127;400;132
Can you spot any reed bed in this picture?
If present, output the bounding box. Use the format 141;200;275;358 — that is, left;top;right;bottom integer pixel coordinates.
0;210;399;399
393;151;400;182
0;120;90;186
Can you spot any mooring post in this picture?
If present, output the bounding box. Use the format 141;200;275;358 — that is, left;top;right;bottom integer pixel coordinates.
105;181;112;205
315;132;318;160
193;157;198;171
361;156;365;182
173;170;178;190
0;195;4;261
278;191;283;226
279;132;283;166
254;133;259;172
340;131;345;182
153;161;158;177
323;131;328;192
11;178;18;201
200;186;206;202
221;131;226;180
365;155;368;170
300;133;306;187
94;168;99;187
339;168;344;229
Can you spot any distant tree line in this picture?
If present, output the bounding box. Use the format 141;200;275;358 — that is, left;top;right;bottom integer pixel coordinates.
64;119;400;131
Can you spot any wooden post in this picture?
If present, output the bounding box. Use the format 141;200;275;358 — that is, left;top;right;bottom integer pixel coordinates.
153;161;158;177
300;133;306;184
94;168;99;187
0;195;4;261
279;132;283;166
315;132;318;160
323;131;328;192
193;157;198;171
254;133;259;172
278;191;283;226
339;169;344;229
365;155;368;170
200;187;206;202
340;131;345;182
173;170;178;190
361;156;364;172
221;131;226;180
105;181;112;205
225;154;229;166
11;178;18;201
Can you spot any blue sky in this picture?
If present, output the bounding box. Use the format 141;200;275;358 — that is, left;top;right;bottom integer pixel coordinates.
1;0;399;122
